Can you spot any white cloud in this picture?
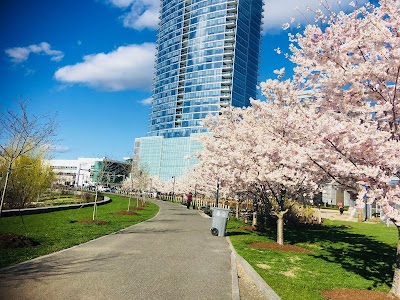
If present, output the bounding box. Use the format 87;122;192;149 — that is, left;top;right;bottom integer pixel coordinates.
263;0;368;33
108;0;134;8
108;0;160;30
123;4;159;30
44;144;70;153
52;145;70;153
107;0;370;33
5;42;64;63
139;97;153;106
107;0;369;33
54;43;156;91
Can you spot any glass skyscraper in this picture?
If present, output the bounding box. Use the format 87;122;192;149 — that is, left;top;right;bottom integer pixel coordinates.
134;0;263;181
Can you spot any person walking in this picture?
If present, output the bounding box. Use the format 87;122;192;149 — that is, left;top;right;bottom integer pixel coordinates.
186;192;192;209
338;202;344;215
339;206;344;215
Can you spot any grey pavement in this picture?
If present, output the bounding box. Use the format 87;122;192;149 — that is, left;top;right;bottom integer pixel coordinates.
0;200;233;300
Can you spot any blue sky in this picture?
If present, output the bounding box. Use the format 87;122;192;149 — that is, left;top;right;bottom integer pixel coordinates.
0;0;365;160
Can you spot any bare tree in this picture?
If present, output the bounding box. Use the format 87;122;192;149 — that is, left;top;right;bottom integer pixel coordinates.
91;158;129;220
122;160;150;211
0;100;57;216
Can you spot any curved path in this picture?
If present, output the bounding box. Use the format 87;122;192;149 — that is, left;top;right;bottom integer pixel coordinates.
0;200;232;300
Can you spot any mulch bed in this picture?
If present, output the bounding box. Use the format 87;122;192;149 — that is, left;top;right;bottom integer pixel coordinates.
239;225;257;232
129;207;145;211
129;204;148;211
322;289;399;300
0;233;40;249
248;241;313;253
115;211;139;216
77;219;110;225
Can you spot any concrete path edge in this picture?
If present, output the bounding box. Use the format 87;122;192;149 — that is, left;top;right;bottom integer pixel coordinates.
230;243;240;300
227;237;282;300
1;196;112;217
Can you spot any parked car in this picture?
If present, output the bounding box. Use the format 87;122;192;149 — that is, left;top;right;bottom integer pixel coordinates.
110;186;120;193
98;186;111;192
87;185;96;191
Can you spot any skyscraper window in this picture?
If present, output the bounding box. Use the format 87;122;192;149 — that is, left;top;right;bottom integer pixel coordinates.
134;0;263;181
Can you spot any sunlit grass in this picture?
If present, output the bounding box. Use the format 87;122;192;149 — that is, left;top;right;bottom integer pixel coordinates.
0;195;159;268
227;218;397;300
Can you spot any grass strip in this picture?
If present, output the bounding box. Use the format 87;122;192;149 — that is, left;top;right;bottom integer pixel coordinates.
227;218;397;300
0;194;159;268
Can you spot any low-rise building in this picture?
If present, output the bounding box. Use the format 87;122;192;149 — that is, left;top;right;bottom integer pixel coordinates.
46;157;130;188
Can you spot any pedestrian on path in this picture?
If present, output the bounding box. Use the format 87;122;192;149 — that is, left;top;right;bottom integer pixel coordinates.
187;192;192;209
338;202;344;215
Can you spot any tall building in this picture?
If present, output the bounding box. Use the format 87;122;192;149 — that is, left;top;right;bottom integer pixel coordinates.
135;0;264;181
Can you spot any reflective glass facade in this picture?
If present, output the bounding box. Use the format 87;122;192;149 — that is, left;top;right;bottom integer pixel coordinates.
135;0;263;180
134;135;203;181
150;0;263;138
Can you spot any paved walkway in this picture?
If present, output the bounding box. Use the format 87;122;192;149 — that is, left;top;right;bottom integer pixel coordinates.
318;208;359;222
0;200;232;300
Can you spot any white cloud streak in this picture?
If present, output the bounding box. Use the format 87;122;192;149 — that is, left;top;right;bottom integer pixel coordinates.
139;97;153;106
5;42;64;63
263;0;368;33
54;43;156;91
107;0;369;33
49;145;70;153
107;0;133;8
109;0;160;30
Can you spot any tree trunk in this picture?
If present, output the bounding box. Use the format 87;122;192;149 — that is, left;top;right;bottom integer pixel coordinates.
0;163;12;216
277;215;284;245
275;209;288;245
390;226;400;297
93;187;98;220
358;207;363;222
317;207;322;224
252;212;257;227
236;202;239;219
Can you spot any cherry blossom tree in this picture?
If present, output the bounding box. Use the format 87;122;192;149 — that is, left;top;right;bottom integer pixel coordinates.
260;0;400;295
149;176;165;195
195;102;328;245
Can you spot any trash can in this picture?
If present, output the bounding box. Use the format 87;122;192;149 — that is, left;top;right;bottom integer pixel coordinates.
210;208;230;236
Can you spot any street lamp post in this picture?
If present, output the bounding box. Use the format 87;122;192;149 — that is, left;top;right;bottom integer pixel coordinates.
194;184;197;209
216;180;220;208
172;176;175;202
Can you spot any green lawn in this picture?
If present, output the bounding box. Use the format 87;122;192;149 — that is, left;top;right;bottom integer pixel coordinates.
227;218;397;300
0;194;159;268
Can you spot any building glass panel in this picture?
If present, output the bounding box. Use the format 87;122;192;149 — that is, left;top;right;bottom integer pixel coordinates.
135;0;263;180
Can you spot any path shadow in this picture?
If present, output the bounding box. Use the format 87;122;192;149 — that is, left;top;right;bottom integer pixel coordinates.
0;252;118;286
226;230;251;237
116;227;187;234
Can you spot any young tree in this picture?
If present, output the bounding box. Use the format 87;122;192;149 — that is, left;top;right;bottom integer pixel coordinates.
91;158;129;219
0;100;57;216
121;161;150;211
260;0;400;295
0;151;54;209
